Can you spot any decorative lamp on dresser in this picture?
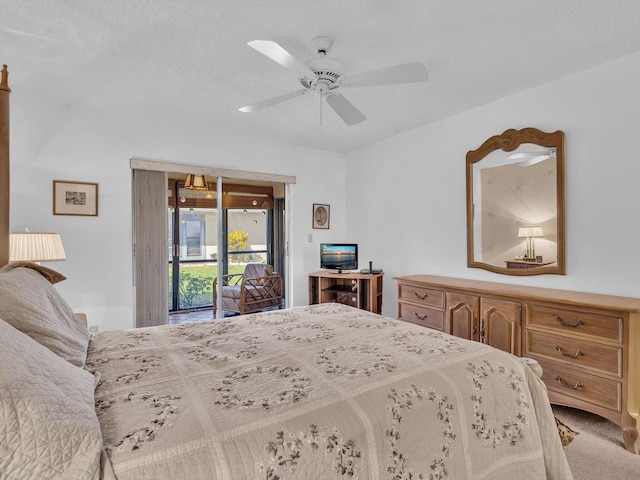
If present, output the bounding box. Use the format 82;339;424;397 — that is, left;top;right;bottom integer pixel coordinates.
395;274;640;454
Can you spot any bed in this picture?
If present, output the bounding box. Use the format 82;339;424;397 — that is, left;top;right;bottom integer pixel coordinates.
0;263;573;479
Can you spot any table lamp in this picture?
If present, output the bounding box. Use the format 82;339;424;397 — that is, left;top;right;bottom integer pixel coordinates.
518;227;543;261
9;232;66;263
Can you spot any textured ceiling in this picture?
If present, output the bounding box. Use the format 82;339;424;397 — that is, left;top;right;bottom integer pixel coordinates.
3;0;640;153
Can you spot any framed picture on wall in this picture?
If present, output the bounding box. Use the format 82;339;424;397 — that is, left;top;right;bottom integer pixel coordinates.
312;203;330;229
53;180;99;216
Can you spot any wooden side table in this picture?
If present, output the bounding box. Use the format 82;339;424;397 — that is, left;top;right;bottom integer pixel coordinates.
308;270;383;314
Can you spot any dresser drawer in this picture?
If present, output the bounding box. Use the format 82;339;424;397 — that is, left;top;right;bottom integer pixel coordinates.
398;284;444;309
538;360;621;412
525;304;622;342
525;331;622;377
398;303;444;331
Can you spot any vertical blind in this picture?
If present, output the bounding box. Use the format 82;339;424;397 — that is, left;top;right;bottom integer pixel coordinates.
132;169;168;327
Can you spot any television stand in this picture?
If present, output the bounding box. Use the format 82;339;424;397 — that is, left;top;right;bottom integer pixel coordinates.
308;270;383;314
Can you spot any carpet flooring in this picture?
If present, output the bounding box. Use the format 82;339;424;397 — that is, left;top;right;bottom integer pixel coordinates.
552;405;640;478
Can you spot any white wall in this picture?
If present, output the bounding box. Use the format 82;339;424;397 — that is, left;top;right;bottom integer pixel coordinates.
347;52;640;319
10;101;347;331
11;51;640;328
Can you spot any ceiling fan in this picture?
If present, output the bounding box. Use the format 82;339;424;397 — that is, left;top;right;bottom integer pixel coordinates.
238;36;428;126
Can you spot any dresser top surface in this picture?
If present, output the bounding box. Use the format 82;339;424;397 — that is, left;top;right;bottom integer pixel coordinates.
394;274;640;312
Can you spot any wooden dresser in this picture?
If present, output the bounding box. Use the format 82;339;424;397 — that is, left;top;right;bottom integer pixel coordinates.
395;274;640;454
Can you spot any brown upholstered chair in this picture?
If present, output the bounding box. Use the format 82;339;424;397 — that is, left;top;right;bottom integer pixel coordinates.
212;263;283;315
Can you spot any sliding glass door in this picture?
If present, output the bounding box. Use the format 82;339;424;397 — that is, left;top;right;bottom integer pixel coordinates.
169;205;218;311
167;178;218;312
167;178;284;313
132;160;295;327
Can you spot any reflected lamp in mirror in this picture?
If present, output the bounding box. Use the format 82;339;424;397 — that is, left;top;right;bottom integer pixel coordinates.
184;174;208;191
9;232;66;263
518;226;543;261
466;127;565;276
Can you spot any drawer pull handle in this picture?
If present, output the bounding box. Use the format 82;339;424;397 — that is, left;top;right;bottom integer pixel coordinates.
413;291;428;300
555;316;584;328
414;312;427;321
554;375;582;390
555;345;584;358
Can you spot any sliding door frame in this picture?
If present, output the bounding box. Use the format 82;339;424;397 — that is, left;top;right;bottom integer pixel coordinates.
131;157;296;325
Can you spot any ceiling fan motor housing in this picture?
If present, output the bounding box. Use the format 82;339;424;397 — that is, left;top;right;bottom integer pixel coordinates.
301;57;344;93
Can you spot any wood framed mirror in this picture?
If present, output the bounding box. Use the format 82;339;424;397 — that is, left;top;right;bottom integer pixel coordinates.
466;127;565;275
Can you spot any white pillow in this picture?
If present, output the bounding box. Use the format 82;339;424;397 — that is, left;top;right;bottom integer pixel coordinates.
0;266;90;366
0;317;103;480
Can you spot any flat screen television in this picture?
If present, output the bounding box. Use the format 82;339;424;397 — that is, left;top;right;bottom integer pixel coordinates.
320;243;358;273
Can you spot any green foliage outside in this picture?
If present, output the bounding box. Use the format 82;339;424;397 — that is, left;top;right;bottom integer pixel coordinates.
179;272;213;308
228;230;264;263
170;228;264;309
228;229;249;252
170;263;248;309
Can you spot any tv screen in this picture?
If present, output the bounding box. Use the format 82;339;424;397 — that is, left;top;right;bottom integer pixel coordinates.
320;243;358;272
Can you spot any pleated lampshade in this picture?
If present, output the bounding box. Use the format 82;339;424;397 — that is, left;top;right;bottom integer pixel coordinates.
517;227;543;238
9;232;66;262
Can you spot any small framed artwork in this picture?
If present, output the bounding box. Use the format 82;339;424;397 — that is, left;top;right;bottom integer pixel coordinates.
312;203;330;229
53;180;98;216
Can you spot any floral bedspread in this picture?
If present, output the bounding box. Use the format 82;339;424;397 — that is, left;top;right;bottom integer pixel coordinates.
87;304;572;479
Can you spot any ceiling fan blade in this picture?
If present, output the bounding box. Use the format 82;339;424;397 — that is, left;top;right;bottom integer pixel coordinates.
325;94;366;126
339;62;428;88
247;40;317;80
239;89;307;113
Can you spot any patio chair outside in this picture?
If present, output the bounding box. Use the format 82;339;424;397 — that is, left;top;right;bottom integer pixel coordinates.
212;263;283;315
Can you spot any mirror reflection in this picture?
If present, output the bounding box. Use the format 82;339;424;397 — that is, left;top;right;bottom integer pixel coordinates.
466;128;565;275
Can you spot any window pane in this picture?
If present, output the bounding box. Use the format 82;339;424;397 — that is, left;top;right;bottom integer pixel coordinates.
227;209;267;265
177;207;218;310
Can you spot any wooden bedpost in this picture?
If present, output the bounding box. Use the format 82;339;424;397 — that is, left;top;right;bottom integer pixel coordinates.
0;65;10;267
